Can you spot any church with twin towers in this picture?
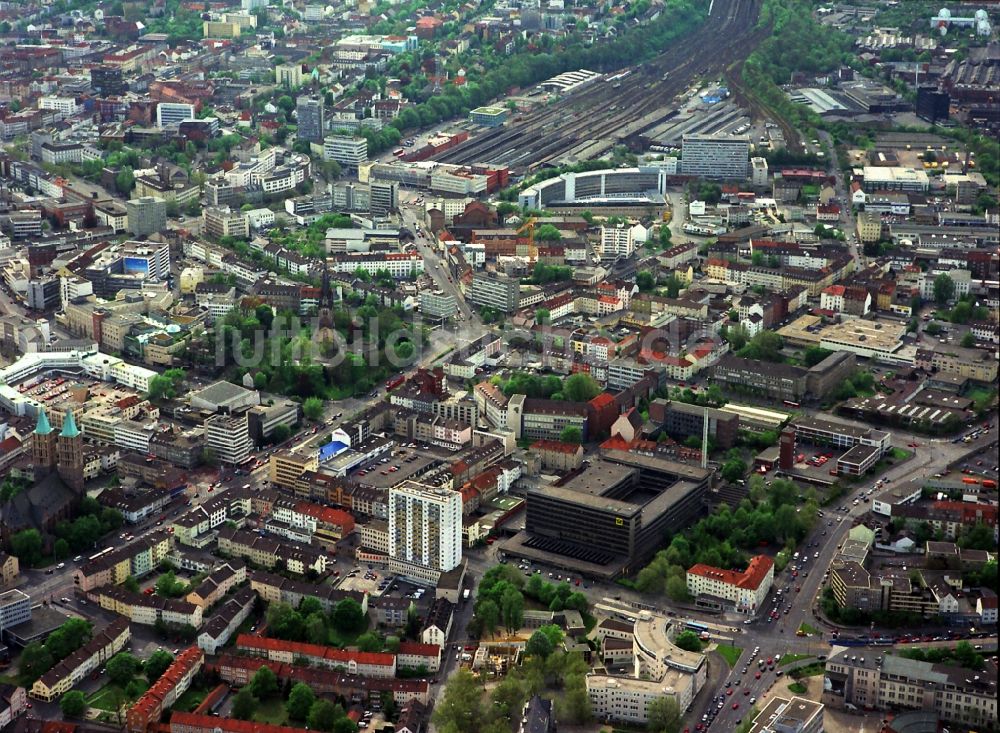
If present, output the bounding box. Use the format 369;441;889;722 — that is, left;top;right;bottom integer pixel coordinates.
31;407;86;492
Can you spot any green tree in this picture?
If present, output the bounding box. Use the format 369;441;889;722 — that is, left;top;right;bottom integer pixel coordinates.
307;699;341;732
665;575;690;602
736;330;784;362
155;571;187;598
636;270;656;292
106;652;141;687
673;630;703;652
303;396;324;421
251;664;279;699
535;308;550;325
232;688;257;720
53;538;70;560
803;346;833;367
269;423;291;443
721;458;747;483
123;575;140;593
332;598;366;633
144;650;174;682
147;374;178;401
18;641;54;686
647;696;682;733
115;167;135;194
526;629;555;658
60;690;88;718
559;425;583;444
562;373;602;402
475;598;500;637
287;682;316;720
558;673;592;725
961;331;976;348
500;586;524;633
933;273;955;304
431;670;486;733
355;631;383;652
534;223;562;241
11;528;43;566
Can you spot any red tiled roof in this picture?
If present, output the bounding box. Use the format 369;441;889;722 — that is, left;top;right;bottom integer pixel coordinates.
688;555;774;591
397;641;440;657
530;439;581;455
589;393;615;409
129;647;205;729
170;712;309;733
237;635;395;667
294;502;355;529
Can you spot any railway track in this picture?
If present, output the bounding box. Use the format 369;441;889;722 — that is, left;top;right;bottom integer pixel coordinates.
437;0;763;171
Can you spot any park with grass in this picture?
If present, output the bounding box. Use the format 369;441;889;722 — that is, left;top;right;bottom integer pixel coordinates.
779;653;813;666
715;644;744;668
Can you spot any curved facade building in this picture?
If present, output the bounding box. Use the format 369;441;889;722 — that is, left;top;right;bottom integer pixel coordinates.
518;167;670;211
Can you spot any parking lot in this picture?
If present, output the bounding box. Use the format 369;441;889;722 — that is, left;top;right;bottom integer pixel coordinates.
351;444;442;488
335;566;432;600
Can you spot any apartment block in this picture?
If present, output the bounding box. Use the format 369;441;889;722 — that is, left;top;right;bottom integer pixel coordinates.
74;530;172;591
126;647;205;733
30;618;131;701
686;555;774;615
203;206;250;240
389;481;462;574
216;526;327;576
184;561;247;610
236;634;397;677
823;649;996;727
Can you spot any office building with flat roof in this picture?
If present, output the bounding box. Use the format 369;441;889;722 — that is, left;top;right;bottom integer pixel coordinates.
323;135;368;169
205;413;253;465
469;106;508;127
126;196;167;237
0;589;31;631
469;272;520;313
297;95;325;143
508;452;711;578
747;696;824;733
587;610;707;723
419;290;457;320
156;102;195;128
681;134;750;180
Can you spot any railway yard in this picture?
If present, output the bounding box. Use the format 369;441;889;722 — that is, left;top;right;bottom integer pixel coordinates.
436;0;766;171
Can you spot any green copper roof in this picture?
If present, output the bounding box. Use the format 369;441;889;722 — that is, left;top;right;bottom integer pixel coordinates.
35;408;53;435
60;410;80;439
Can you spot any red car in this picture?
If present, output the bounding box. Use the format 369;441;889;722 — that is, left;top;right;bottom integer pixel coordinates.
726;689;734;696
744;689;751;696
755;672;761;679
732;703;740;710
767;658;773;664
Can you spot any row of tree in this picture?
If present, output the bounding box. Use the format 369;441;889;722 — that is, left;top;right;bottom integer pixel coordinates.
232;665;360;733
493;372;603;403
633;477;818;598
12;497;124;567
19;618;93;686
264;597;370;647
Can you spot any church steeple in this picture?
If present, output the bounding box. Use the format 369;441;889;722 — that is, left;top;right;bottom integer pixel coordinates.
31;407;57;476
60;410;80;439
35;407;53;435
